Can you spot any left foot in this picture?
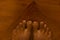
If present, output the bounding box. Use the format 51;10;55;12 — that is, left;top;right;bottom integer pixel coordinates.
33;21;52;40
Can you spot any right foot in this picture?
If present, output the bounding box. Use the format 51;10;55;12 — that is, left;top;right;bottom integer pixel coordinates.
11;20;32;40
33;21;52;40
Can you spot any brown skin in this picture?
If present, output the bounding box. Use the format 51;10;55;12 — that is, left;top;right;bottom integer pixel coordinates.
11;20;52;40
33;21;52;40
12;20;32;40
0;0;60;40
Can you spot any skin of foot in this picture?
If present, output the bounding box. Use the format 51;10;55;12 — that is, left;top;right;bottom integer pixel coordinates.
33;21;52;40
11;20;52;40
11;20;32;40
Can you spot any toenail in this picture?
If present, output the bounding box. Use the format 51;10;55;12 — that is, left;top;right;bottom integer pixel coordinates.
40;21;44;24
19;22;22;24
25;29;27;32
47;27;49;30
33;21;38;25
44;24;47;28
23;20;26;23
27;21;32;24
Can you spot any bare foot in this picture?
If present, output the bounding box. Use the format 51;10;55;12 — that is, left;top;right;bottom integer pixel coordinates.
11;20;32;40
33;21;52;40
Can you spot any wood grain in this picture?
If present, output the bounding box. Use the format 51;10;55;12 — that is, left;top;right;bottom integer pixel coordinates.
0;0;60;40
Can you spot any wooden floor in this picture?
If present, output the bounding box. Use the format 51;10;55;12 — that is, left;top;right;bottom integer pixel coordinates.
0;0;60;40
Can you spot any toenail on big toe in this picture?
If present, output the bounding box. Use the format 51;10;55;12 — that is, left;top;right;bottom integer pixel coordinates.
40;21;44;29
27;21;32;30
33;21;39;32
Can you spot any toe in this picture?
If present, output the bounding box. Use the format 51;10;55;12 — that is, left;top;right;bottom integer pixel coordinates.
12;28;17;35
12;29;17;40
27;21;32;31
33;21;39;32
40;21;44;29
45;27;49;35
22;20;27;30
44;24;47;29
48;31;52;38
19;22;23;31
47;31;52;40
39;21;45;33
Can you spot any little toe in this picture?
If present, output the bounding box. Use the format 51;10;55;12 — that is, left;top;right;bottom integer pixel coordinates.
12;29;17;38
47;31;52;40
48;31;52;38
12;29;17;34
12;26;20;40
45;27;49;36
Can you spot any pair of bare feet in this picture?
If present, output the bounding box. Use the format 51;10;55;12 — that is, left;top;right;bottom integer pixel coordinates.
11;20;52;40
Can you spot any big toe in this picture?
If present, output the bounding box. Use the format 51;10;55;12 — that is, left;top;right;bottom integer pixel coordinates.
33;21;39;32
26;21;32;31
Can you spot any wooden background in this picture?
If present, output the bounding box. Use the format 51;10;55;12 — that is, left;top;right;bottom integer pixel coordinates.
0;0;60;40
